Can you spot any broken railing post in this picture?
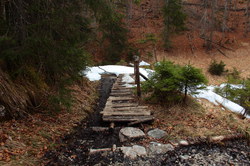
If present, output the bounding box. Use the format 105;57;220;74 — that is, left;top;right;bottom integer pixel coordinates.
134;56;141;97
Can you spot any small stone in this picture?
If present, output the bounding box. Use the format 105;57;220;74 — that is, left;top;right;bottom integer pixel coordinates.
180;155;189;160
101;151;108;157
211;136;225;142
191;149;197;153
148;142;174;155
132;145;147;157
120;145;147;159
179;140;189;146
112;144;117;152
120;146;137;159
147;128;167;139
119;127;145;142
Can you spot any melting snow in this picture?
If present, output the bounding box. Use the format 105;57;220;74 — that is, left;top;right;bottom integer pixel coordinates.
83;65;249;119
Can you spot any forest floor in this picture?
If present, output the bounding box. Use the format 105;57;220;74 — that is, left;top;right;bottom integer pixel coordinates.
157;40;250;85
0;80;99;165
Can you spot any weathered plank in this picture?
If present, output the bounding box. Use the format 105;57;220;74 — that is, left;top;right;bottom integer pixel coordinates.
103;115;154;122
110;92;133;97
103;106;148;112
112;87;132;90
107;96;135;101
111;90;132;93
105;102;139;108
101;111;151;116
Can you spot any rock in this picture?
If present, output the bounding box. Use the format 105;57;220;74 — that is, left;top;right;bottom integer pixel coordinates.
179;140;189;146
120;147;137;159
120;145;147;159
0;105;5;117
132;145;147;157
147;128;167;139
180;155;189;160
210;136;225;142
148;142;174;155
119;127;145;142
112;144;117;152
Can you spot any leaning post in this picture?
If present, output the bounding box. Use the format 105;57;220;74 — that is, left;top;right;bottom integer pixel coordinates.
134;55;141;97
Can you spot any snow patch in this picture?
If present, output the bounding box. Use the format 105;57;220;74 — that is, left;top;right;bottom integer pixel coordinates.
83;65;249;119
83;65;153;82
194;86;250;119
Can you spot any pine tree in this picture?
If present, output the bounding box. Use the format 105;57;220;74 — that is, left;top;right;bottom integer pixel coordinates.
163;0;186;48
180;65;208;102
142;61;207;103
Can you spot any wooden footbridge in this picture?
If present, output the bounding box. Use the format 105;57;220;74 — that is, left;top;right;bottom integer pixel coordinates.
101;75;154;125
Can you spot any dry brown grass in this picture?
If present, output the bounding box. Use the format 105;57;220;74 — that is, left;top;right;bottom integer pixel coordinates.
144;97;250;141
157;42;250;85
0;80;99;166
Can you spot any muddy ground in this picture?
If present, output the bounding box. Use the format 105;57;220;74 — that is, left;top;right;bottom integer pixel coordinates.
44;76;250;166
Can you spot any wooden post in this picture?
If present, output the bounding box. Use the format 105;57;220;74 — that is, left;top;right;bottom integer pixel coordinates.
134;56;141;97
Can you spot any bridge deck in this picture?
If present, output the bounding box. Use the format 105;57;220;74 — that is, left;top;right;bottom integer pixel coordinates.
101;75;154;124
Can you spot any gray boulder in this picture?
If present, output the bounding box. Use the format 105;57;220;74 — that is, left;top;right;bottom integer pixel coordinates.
119;127;145;142
148;142;174;155
147;128;167;139
120;145;147;159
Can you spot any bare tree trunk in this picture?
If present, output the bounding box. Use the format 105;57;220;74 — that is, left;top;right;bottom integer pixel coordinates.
0;0;5;19
222;0;229;38
126;0;132;20
244;0;250;36
200;0;209;49
207;0;217;50
153;45;158;63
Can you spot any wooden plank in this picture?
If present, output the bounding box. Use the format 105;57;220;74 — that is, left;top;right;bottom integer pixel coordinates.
105;102;139;108
101;111;151;116
110;94;132;97
103;115;154;122
112;84;126;89
111;90;132;93
110;92;133;97
107;97;135;101
110;92;133;95
103;106;148;112
112;87;132;90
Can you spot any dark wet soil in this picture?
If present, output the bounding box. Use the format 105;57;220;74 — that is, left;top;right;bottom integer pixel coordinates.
161;140;250;166
44;76;122;165
44;76;250;166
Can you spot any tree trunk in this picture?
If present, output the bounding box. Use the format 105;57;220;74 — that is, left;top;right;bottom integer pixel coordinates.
153;45;158;63
0;0;5;19
207;0;216;50
244;0;250;36
222;0;229;38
